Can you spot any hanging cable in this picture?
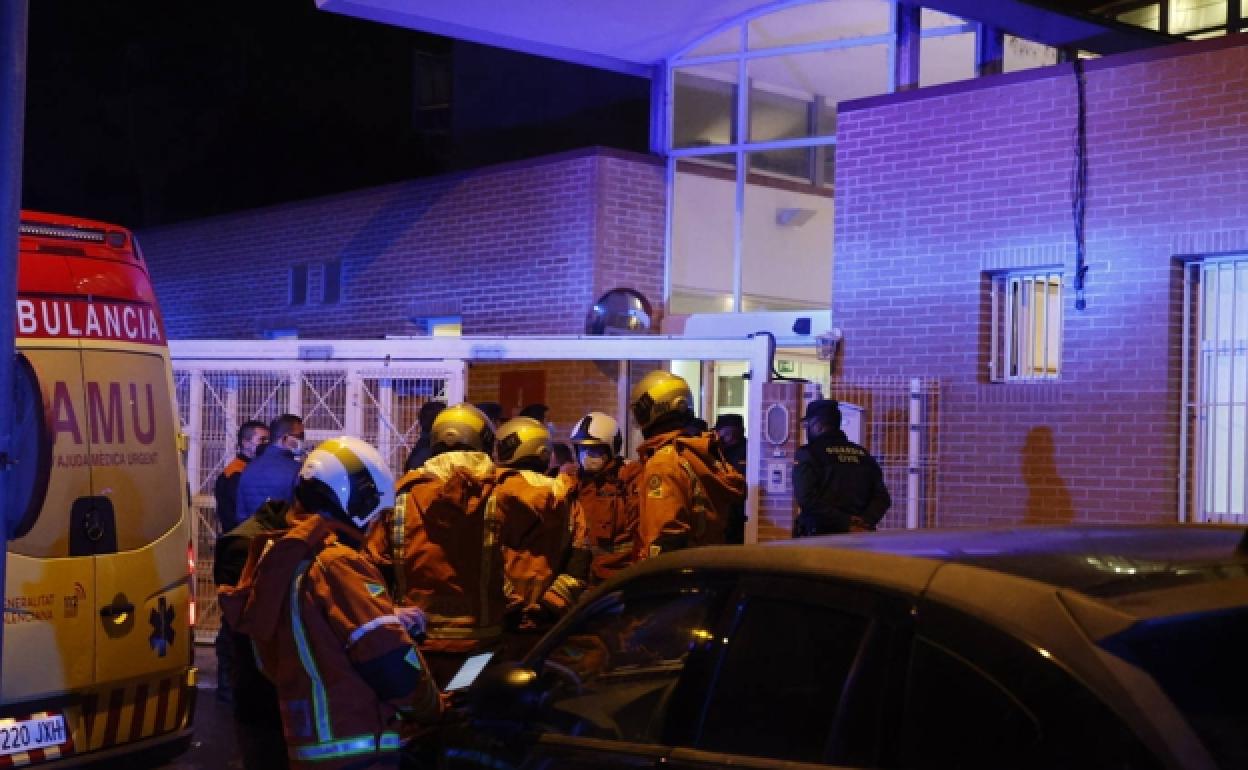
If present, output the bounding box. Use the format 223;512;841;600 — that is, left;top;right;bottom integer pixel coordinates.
1072;57;1089;311
754;331;809;383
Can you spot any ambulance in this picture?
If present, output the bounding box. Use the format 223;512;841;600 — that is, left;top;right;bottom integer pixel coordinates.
4;212;195;765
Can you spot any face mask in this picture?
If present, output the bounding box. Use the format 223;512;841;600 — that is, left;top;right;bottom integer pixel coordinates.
288;436;306;459
579;450;606;473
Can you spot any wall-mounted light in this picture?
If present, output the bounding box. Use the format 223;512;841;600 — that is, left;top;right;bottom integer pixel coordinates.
776;207;816;227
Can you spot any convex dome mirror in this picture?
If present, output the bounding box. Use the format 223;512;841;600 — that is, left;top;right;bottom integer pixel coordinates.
586;288;652;336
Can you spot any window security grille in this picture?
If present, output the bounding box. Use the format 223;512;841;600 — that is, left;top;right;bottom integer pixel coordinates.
1187;258;1248;523
990;271;1063;382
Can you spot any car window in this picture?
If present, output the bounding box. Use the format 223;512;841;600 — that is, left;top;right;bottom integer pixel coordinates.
696;598;870;763
536;586;723;744
1099;605;1248;768
909;603;1164;770
902;638;1041;769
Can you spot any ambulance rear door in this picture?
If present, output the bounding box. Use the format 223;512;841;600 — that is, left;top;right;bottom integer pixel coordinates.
65;257;191;692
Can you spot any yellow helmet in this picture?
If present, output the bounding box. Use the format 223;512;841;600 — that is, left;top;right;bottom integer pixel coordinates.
630;370;693;431
431;403;495;454
495;417;552;468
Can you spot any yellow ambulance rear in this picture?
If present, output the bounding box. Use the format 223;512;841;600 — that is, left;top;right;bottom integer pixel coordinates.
4;211;195;766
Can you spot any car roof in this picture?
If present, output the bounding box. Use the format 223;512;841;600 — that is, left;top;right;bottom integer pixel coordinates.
615;525;1248;639
776;525;1248;599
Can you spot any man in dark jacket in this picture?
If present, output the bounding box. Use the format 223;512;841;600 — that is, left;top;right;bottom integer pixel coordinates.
714;414;749;544
404;401;446;472
792;399;890;536
214;499;291;769
235;413;304;523
213;420;270;533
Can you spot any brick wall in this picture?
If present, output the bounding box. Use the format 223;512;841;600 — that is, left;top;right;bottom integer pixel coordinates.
140;147;666;428
834;36;1248;525
140;147;664;339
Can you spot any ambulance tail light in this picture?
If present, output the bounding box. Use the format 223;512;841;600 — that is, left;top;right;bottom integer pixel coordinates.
187;540;197;629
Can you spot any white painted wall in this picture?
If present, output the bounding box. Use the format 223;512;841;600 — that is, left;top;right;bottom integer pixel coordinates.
671;169;834;309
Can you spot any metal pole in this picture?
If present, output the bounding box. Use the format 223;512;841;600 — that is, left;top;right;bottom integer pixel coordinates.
1;0;31;683
1179;264;1192;522
907;377;921;529
894;3;921;92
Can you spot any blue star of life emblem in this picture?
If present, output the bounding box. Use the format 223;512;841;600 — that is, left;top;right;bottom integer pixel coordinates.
149;597;176;657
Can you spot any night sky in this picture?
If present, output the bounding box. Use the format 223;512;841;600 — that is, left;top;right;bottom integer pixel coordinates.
21;0;649;228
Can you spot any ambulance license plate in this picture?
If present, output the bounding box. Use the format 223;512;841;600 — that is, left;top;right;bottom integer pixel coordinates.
0;714;68;756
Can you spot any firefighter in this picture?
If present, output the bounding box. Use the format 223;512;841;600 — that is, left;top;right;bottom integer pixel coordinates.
364;404;503;689
565;411;638;586
629;371;747;559
218;436;441;770
492;417;577;645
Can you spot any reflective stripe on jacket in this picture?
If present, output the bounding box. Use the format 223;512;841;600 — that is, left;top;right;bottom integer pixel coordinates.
365;451;504;654
495;468;575;623
632;430;746;558
219;512;439;769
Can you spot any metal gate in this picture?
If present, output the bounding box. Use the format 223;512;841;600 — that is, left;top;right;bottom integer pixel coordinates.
172;355;465;641
827;377;941;531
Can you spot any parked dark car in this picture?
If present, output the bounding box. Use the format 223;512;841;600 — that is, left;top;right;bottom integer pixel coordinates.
425;526;1248;770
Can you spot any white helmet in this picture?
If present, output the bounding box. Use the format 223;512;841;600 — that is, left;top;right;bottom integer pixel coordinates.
296;436;396;531
569;411;622;458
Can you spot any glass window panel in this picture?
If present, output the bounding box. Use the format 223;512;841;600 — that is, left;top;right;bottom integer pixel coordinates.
671;158;737;314
748;0;891;50
685;25;741;58
902;639;1041;765
920;30;976;87
921;8;967;28
746;45;890;139
741;160;834;312
290;264;308;306
1171;0;1227;34
819;146;835;189
1004;36;1059;73
673;62;738;149
538;588;723;743
749;88;809;143
1118;3;1161;30
751;148;813;181
697;599;869;761
323;259;342;304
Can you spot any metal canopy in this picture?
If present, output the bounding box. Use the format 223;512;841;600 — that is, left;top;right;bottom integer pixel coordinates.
317;0;1173;77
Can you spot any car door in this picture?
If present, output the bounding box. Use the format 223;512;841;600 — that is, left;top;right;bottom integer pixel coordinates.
669;573;913;770
478;571;739;770
897;600;1164;770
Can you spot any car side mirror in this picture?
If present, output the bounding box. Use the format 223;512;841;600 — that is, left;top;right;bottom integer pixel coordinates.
467;662;545;722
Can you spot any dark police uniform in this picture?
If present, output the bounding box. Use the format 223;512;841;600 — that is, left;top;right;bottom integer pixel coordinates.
792;400;890;536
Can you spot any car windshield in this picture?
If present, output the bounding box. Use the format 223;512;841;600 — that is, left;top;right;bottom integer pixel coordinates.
1099;606;1248;768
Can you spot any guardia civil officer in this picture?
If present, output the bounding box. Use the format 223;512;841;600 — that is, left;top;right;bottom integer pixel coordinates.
792;399;891;536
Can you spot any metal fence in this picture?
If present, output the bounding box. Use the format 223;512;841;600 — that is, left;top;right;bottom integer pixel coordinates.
174;361;462;641
826;376;941;531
